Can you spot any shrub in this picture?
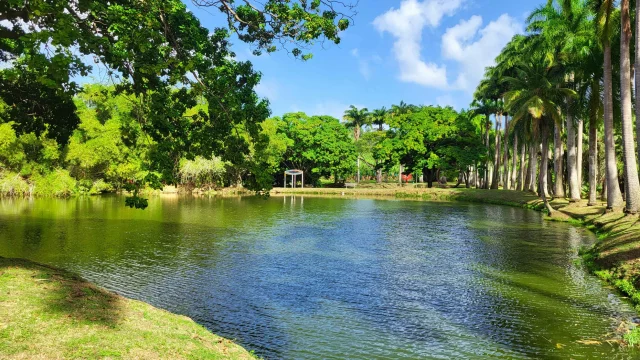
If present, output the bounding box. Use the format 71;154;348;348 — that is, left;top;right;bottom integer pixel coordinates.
90;179;114;194
32;169;77;197
179;156;226;189
0;171;30;196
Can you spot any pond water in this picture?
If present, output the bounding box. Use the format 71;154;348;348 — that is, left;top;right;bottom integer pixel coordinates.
0;195;639;359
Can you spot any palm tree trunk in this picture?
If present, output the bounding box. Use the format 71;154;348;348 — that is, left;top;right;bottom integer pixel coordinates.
547;145;553;198
518;140;526;191
636;0;640;182
484;118;491;189
528;142;538;193
622;0;640;213
577;118;584;194
503;116;510;189
567;98;580;201
588;112;598;206
540;130;554;214
491;114;501;189
398;164;403;184
603;42;624;209
510;135;518;190
553;122;565;197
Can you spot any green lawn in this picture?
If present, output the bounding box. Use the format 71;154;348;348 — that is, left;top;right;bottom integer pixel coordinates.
0;257;256;360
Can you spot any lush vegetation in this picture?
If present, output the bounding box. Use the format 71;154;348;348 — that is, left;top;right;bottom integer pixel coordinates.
0;0;356;206
4;0;640;218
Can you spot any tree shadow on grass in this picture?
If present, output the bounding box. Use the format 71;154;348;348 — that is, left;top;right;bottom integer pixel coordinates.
0;256;123;327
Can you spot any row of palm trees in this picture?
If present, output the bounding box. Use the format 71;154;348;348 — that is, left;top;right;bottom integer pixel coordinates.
342;101;416;139
473;0;640;215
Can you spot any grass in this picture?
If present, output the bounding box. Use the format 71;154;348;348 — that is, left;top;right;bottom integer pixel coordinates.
0;257;255;360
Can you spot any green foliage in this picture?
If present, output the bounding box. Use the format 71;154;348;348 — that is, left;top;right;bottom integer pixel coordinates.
377;106;483;186
179;156;227;189
272;112;357;185
0;171;30;196
31;169;76;197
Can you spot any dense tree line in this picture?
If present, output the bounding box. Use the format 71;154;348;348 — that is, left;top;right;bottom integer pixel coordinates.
0;0;356;207
470;0;640;215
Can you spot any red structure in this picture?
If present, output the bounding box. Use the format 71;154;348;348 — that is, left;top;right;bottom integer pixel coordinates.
401;173;413;183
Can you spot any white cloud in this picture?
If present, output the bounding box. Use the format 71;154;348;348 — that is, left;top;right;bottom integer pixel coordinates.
350;48;378;80
255;78;280;101
373;0;464;89
442;14;521;91
373;0;521;92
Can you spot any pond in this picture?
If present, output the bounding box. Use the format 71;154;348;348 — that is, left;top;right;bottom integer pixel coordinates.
0;195;638;359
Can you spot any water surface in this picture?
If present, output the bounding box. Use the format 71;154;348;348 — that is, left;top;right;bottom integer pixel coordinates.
0;195;638;359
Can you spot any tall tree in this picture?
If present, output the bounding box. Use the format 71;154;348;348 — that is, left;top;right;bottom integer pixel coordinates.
343;105;370;183
591;0;624;209
504;61;576;214
371;108;388;131
619;0;640;213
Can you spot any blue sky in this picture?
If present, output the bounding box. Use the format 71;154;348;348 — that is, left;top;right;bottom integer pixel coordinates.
151;1;547;119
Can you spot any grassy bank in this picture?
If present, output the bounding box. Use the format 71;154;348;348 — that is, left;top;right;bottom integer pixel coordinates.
0;257;255;360
274;187;640;311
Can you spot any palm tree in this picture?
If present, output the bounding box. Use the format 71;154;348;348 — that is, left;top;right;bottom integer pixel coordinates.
390;101;410;117
371;107;387;131
619;0;640;213
503;61;576;214
529;0;599;201
637;0;640;171
343;105;370;183
343;105;370;142
470;98;496;189
590;0;623;209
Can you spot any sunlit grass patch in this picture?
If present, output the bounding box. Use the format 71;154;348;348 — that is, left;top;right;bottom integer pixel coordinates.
0;257;256;359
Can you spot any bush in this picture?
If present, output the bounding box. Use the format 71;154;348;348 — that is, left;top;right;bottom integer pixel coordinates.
179;156;226;189
0;171;30;196
90;179;114;194
32;169;77;197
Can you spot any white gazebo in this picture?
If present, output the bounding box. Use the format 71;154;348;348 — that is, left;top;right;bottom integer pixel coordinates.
284;169;304;188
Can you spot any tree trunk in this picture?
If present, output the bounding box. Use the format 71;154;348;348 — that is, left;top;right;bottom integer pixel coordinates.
503;115;510;190
357;156;360;183
588;111;598;206
484;118;491;189
620;0;640;213
603;43;624;209
636;0;640;182
540;131;554;214
518;140;526;191
528;142;538;193
376;168;382;184
491;114;501;189
553;122;565;197
567;96;580;201
547;145;553;198
398;164;403;184
511;135;518;190
577;118;584;194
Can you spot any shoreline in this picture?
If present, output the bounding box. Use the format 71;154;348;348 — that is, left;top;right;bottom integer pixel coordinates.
0;256;257;359
3;187;640;354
